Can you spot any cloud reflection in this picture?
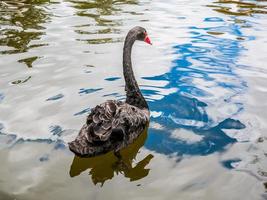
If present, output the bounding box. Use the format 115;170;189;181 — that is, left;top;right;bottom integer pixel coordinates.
144;17;247;157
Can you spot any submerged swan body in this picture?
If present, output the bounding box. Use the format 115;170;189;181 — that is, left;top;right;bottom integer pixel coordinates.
68;26;152;157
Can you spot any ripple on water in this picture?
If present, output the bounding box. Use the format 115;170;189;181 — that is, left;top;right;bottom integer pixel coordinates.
207;0;267;16
78;88;102;95
0;0;51;55
0;0;267;198
104;77;121;81
0;93;4;103
145;15;248;156
46;93;64;101
11;76;32;85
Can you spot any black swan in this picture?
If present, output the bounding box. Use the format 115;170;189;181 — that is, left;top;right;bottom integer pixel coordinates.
68;26;152;157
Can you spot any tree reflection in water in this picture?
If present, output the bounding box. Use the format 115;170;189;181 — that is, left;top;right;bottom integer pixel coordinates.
0;0;51;55
207;0;267;16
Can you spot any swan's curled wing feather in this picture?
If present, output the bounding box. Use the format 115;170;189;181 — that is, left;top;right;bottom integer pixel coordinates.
82;100;148;143
68;100;149;156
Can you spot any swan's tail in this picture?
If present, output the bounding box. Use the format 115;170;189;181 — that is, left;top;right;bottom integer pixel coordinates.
68;136;108;157
68;138;92;157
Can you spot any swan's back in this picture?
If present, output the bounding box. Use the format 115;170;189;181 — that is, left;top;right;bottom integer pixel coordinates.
69;100;149;157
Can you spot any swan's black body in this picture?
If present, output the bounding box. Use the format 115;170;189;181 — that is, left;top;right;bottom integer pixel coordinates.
68;27;150;157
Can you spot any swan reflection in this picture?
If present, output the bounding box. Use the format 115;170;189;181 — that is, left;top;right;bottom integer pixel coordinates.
69;129;153;185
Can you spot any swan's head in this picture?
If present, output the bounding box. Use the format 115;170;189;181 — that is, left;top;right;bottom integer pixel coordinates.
132;26;152;45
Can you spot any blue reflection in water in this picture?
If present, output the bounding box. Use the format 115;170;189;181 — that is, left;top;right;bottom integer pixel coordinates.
0;93;4;103
46;93;64;101
104;77;121;81
145;17;247;156
79;88;102;95
221;158;241;169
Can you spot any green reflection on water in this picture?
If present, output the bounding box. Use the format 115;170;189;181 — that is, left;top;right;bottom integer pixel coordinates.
11;75;32;84
18;56;40;68
69;0;138;15
77;37;123;44
207;0;267;16
0;0;50;55
0;0;141;56
207;31;225;35
68;0;139;44
69;129;154;186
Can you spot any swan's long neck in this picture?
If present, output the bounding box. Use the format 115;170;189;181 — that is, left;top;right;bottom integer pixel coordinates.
123;32;148;109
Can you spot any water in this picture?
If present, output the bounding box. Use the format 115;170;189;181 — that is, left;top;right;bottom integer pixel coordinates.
0;0;267;199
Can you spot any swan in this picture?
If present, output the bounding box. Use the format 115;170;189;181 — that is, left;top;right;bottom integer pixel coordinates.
68;26;152;157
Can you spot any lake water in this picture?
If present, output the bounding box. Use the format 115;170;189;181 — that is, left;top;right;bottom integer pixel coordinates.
0;0;267;199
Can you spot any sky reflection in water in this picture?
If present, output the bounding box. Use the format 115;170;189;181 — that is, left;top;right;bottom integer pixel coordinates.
145;16;247;157
0;0;267;197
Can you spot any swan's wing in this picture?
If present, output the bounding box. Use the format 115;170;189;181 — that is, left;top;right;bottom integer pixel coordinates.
86;100;149;142
69;100;149;156
85;100;119;142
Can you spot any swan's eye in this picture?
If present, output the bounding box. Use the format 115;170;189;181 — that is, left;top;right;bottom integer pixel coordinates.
136;31;145;41
139;31;145;38
143;31;147;37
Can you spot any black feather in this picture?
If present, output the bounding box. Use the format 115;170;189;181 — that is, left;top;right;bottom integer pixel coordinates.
69;100;149;157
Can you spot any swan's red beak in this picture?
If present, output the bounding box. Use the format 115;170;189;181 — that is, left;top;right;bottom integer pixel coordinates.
144;34;152;45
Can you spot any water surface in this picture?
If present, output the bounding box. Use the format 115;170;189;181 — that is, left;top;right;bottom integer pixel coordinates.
0;0;267;199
